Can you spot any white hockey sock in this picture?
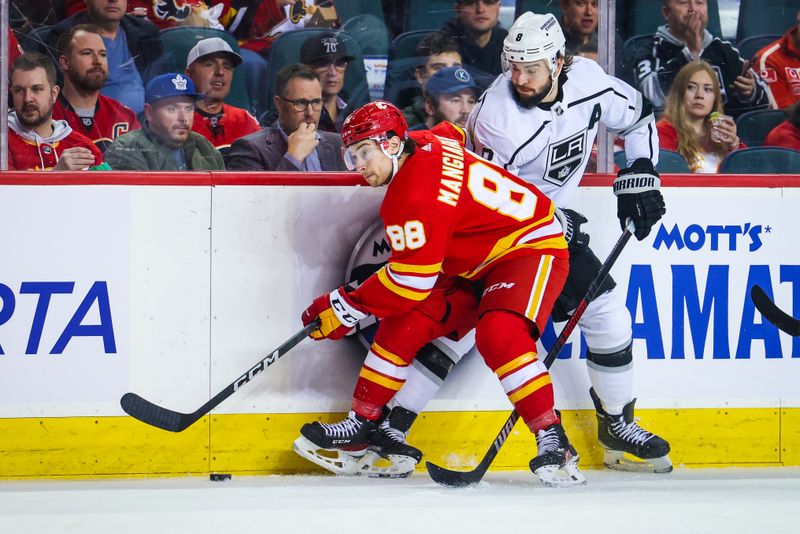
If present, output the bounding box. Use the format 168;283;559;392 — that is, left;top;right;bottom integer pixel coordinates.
390;362;442;414
586;365;633;415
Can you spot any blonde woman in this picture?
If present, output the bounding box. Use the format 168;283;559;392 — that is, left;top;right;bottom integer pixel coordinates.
656;60;746;173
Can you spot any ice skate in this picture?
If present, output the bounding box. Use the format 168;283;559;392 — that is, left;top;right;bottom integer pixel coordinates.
362;407;423;478
292;411;378;476
529;423;586;487
591;387;673;473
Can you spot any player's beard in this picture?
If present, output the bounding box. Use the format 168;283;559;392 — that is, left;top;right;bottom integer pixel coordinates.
510;77;554;110
70;67;107;92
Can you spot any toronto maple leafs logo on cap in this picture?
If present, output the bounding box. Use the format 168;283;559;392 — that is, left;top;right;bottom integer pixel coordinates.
172;74;188;91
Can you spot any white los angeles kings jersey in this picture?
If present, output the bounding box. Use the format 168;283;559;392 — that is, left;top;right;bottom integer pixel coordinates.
467;56;659;207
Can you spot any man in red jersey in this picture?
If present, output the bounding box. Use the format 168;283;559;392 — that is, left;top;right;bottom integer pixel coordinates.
185;37;261;157
754;9;800;109
53;24;140;153
292;101;585;487
8;52;103;171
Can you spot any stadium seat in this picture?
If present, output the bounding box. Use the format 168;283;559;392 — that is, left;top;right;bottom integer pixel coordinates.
19;24;57;65
260;29;370;125
389;30;433;62
736;0;797;43
736;34;783;62
620;34;654;85
719;147;800;173
333;0;385;24
340;13;390;57
157;27;251;112
735;109;787;147
615;149;691;173
620;0;722;41
404;0;456;32
382;31;434;108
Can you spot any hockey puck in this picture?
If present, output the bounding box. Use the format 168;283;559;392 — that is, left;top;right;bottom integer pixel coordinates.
209;473;231;481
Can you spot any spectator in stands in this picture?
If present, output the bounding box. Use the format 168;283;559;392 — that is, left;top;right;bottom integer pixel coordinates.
7;52;103;171
53;24;140;153
656;60;745;173
105;73;225;170
441;0;507;77
28;0;163;114
409;66;478;131
62;0;217;29
763;102;800;150
633;0;770;118
300;31;356;133
402;32;463;128
754;9;800;110
226;64;346;171
185;37;261;157
561;0;598;60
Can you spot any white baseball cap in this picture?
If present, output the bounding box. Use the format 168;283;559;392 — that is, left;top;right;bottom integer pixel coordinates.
186;37;243;69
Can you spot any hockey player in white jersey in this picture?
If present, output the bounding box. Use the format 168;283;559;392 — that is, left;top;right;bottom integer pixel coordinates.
364;11;672;477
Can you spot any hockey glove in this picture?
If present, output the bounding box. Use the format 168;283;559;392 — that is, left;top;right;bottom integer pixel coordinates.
555;207;590;249
302;286;368;341
613;158;666;240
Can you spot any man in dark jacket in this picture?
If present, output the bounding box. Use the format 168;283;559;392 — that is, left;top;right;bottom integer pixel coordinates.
226;64;346;171
632;0;769;118
440;0;507;78
105;73;225;170
23;0;163;113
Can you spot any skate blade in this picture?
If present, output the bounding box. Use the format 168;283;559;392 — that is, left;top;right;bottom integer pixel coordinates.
359;454;418;479
292;436;367;476
533;459;587;487
603;450;673;474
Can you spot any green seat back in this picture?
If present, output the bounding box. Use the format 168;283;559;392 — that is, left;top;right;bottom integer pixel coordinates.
615;149;692;173
340;13;391;56
735;110;789;147
404;0;457;32
719;147;800;173
737;34;782;62
333;0;385;23
736;0;797;42
157;27;251;112
514;0;561;20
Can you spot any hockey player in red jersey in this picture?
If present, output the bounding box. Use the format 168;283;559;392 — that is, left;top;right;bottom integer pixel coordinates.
294;101;585;486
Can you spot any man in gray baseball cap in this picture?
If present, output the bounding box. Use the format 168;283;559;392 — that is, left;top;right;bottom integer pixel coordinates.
105;72;225;170
411;65;479;131
185;37;260;156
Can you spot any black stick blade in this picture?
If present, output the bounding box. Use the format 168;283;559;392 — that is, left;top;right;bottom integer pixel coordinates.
120;392;195;432
425;460;487;487
751;285;800;336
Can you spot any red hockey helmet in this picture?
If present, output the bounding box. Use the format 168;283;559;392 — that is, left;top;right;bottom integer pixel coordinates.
341;100;408;147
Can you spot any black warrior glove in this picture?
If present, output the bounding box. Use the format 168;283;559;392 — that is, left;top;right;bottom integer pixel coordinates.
555;207;590;249
613;158;666;240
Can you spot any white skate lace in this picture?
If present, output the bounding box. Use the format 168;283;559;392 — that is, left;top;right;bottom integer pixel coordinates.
379;420;407;444
536;427;560;454
610;418;653;445
321;414;363;438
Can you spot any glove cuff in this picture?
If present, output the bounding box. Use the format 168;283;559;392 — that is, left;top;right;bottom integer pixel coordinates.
613;172;661;196
329;287;367;328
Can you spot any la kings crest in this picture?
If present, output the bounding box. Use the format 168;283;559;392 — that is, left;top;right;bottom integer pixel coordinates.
544;130;587;186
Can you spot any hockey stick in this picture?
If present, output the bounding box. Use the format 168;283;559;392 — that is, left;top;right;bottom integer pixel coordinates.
426;222;635;487
751;285;800;337
120;319;320;432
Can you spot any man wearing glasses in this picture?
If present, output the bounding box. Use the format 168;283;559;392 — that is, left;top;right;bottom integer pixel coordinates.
226;64;346;171
300;32;356;133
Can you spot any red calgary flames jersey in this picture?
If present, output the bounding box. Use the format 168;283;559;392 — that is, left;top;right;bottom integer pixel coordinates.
53;94;140;153
350;123;567;318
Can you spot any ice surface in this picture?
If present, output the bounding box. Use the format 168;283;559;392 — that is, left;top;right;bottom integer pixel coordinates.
1;468;798;534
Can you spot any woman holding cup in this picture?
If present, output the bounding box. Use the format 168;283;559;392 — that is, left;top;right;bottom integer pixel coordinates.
656;60;746;173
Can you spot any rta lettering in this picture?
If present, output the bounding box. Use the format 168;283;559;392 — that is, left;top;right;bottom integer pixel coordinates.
0;281;116;356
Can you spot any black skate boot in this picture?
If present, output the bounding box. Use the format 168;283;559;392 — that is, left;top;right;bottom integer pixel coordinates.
292;410;378;475
591;387;672;473
363;406;423;478
529;422;586;487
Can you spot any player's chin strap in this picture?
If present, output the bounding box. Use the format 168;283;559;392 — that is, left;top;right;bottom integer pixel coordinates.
379;138;405;181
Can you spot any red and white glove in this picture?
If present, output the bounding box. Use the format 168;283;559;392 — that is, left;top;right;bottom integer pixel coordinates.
301;287;368;341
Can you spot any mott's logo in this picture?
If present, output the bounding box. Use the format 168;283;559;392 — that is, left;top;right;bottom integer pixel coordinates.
0;281;116;356
653;223;766;252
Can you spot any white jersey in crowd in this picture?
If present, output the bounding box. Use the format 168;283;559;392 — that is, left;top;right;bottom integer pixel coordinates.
467;56;659;208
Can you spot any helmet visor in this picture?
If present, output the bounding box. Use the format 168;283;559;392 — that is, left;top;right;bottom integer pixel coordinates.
343;141;383;171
